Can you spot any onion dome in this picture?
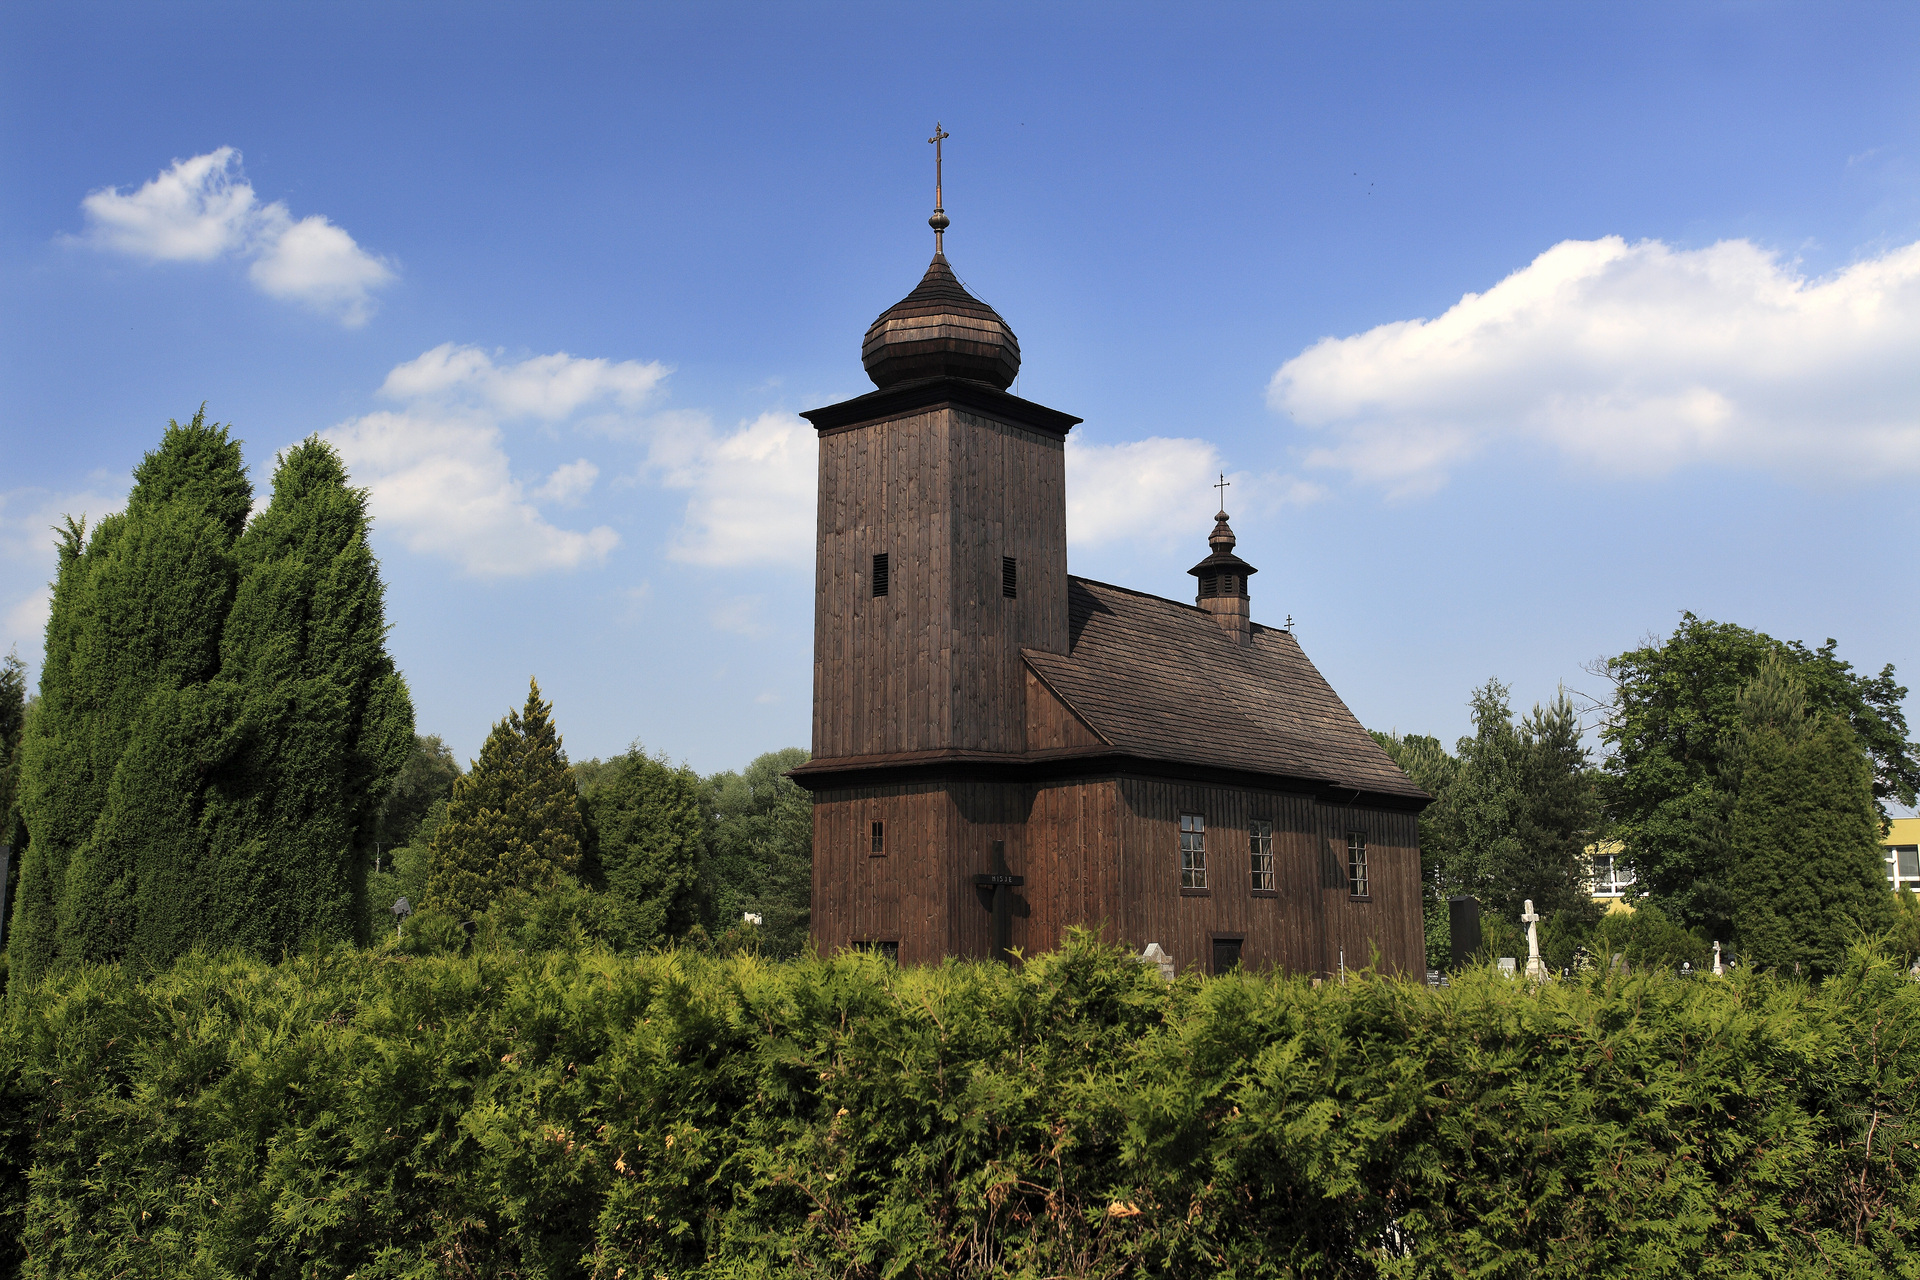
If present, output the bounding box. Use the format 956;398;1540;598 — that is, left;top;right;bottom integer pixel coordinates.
861;253;1022;390
1188;509;1258;600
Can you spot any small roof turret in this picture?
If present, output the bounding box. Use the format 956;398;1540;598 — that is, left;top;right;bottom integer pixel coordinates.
1187;508;1259;595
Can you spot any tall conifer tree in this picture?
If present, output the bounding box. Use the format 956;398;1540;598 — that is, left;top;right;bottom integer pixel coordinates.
204;436;414;953
11;410;250;979
9;417;413;978
1728;657;1893;975
424;680;583;919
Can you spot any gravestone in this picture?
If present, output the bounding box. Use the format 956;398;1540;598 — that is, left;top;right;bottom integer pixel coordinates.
1448;895;1481;970
1712;940;1724;975
1497;957;1517;977
1520;898;1548;982
1137;942;1175;981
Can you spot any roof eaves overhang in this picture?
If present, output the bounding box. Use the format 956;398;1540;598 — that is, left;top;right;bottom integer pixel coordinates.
786;747;1431;812
800;376;1083;438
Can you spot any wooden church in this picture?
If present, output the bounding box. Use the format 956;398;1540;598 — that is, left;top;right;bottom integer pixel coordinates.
789;147;1429;977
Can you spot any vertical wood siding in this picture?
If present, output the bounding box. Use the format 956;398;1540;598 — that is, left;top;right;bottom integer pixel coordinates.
811;776;1423;977
811;406;1068;761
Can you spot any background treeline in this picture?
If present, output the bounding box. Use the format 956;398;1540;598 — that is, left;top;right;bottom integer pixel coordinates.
0;933;1914;1278
1376;614;1920;978
362;681;813;960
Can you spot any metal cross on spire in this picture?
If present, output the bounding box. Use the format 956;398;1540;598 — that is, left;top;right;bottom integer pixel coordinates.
928;122;951;254
1214;472;1231;514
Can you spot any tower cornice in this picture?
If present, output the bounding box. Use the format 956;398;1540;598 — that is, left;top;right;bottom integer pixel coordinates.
801;375;1082;438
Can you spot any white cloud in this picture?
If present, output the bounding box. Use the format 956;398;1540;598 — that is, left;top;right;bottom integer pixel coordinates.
659;412;816;567
535;460;600;506
1065;436;1229;548
325;346;651;577
73;148;394;326
381;344;668;418
1269;235;1920;494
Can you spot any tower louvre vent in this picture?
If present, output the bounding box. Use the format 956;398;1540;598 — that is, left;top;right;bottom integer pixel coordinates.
1002;556;1017;599
872;553;889;597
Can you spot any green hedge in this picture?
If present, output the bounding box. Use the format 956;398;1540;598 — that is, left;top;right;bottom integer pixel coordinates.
0;935;1915;1278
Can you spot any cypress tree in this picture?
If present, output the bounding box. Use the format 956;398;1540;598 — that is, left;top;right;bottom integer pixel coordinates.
424;680;583;919
580;747;706;948
204;437;413;954
0;650;25;834
12;411;250;979
1728;657;1894;975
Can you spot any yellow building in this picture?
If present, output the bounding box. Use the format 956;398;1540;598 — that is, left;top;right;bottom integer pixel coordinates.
1884;817;1920;894
1589;822;1920;908
1587;841;1634;913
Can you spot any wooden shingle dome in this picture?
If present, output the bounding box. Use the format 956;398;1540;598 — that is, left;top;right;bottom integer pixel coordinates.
861;253;1022;390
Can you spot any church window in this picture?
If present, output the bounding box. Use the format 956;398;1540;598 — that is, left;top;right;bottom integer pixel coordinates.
853;939;899;963
1347;833;1368;898
1211;937;1243;974
1002;556;1018;598
870;821;885;855
1250;820;1274;892
872;553;889;597
1180;813;1207;889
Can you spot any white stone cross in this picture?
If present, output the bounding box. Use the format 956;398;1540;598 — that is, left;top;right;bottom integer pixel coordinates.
1521;899;1548;982
1713;939;1724;976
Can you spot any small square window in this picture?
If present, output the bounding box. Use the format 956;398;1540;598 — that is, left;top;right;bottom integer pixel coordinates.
1002;556;1018;599
1249;819;1274;892
872;553;889;597
870;821;885;855
1347;833;1368;898
1180;813;1207;889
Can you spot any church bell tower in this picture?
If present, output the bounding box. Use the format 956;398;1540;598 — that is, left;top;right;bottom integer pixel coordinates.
799;126;1081;762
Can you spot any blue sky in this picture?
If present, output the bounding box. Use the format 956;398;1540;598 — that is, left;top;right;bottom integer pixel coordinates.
4;3;1919;777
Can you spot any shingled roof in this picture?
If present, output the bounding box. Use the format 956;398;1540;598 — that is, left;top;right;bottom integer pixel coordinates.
1022;577;1428;804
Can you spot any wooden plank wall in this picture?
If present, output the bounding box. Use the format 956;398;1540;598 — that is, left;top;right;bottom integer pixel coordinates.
1102;780;1425;977
1024;669;1104;751
811;780;1036;965
1313;804;1423;977
811;775;1424;976
1025;779;1122;951
811;406;1068;761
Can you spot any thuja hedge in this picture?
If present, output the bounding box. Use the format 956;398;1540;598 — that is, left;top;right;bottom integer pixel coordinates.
0;935;1915;1279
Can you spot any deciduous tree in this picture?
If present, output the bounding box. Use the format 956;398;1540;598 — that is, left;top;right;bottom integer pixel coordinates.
578;746;705;949
1600;613;1916;935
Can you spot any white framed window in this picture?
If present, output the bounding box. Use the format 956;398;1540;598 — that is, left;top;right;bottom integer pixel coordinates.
1249;820;1274;892
1347;833;1368;898
1885;845;1920;893
1591;851;1636;898
1180;814;1207;890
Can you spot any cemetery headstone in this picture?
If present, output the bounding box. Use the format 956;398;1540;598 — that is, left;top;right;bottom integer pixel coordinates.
1521;898;1548;982
1498;957;1517;977
1137;942;1175;981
